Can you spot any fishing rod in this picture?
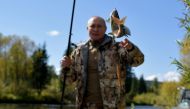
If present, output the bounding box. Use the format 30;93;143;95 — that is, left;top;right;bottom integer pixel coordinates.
60;0;76;106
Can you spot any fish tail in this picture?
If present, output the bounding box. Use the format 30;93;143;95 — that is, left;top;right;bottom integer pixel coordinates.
112;15;126;25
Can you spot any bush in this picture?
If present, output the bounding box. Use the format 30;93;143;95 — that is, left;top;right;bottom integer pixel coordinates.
41;78;61;102
155;82;179;108
133;93;157;105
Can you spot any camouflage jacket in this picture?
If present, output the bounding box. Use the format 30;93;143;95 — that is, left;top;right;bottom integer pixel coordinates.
70;35;144;109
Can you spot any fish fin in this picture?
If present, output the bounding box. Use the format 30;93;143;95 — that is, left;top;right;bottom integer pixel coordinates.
120;16;127;24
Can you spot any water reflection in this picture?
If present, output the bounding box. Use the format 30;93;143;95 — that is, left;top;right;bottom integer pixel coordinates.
0;104;159;109
0;104;75;109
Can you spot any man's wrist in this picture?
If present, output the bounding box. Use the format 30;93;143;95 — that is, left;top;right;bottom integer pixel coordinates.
127;44;134;52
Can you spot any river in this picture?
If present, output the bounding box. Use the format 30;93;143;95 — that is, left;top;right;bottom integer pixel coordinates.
0;104;160;109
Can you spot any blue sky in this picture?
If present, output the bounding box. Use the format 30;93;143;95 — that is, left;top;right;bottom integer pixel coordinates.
0;0;186;81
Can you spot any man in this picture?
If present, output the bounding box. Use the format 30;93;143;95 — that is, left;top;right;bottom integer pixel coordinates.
61;16;144;109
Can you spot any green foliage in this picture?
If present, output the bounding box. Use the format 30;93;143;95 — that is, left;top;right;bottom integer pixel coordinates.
64;82;76;104
41;78;61;102
0;34;36;95
125;65;134;93
138;75;147;94
172;59;189;71
0;79;6;98
181;0;190;11
179;38;190;85
178;0;190;30
149;78;159;94
125;75;139;104
156;82;179;108
178;35;190;55
173;0;190;86
0;33;61;103
31;43;50;94
133;93;157;105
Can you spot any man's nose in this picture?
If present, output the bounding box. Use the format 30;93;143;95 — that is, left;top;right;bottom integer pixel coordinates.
93;26;99;31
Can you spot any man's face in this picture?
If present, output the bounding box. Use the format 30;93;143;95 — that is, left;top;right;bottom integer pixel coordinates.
87;17;106;41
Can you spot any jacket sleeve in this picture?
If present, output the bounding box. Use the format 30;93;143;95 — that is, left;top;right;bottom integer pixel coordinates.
118;41;144;67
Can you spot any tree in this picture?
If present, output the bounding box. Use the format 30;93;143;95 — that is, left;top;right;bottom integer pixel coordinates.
48;65;57;79
151;77;159;94
156;82;179;108
125;65;135;93
31;43;50;94
0;34;36;96
125;74;139;104
9;39;27;82
173;0;190;86
0;34;11;82
130;75;139;96
138;75;147;94
7;36;35;94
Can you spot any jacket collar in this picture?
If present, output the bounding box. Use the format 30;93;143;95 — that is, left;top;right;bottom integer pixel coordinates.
85;34;112;48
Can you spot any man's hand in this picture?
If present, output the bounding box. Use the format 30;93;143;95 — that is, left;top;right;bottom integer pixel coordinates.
119;38;133;50
61;56;72;68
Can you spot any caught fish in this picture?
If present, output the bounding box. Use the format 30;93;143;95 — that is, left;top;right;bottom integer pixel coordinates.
108;8;131;38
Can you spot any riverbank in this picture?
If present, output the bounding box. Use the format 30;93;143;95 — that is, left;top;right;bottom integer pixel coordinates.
0;104;160;109
0;99;61;105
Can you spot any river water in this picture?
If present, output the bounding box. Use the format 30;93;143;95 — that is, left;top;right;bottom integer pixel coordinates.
0;104;160;109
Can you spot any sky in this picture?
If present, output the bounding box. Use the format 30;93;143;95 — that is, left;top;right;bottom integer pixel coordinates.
0;0;186;81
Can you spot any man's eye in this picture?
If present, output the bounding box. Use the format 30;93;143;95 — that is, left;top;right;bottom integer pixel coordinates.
97;25;102;28
90;25;95;28
89;24;103;28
